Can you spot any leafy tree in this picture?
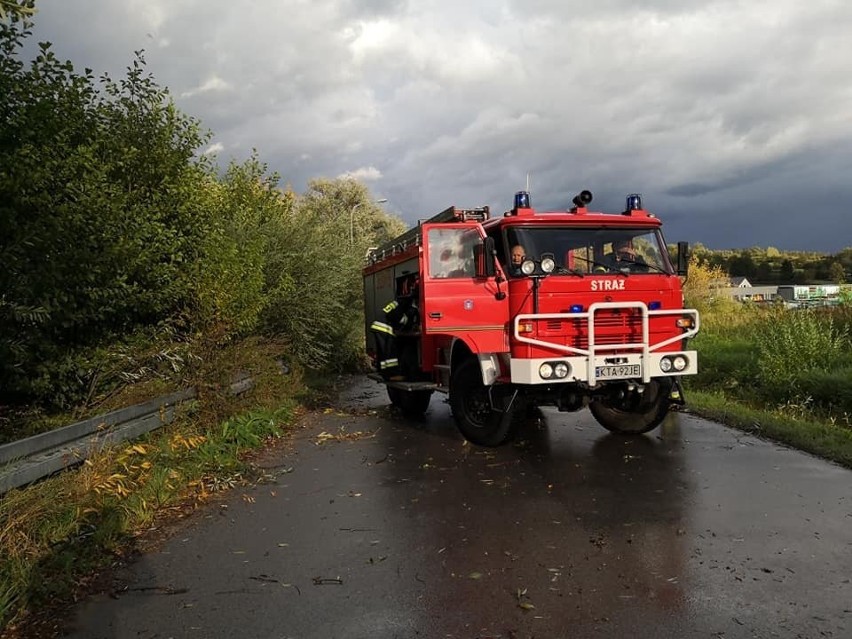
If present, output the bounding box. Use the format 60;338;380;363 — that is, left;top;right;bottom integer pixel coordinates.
262;178;404;368
755;261;773;284
682;255;735;315
728;251;756;278
780;259;795;283
190;154;291;337
829;262;846;285
0;20;212;405
0;0;35;25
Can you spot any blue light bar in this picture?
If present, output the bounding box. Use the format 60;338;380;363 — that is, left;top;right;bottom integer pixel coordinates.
569;304;584;313
648;301;662;310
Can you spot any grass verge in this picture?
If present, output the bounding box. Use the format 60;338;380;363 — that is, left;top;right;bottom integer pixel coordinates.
0;337;306;634
687;389;852;469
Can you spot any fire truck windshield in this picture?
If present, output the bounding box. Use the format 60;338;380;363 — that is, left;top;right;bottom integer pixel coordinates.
505;227;670;276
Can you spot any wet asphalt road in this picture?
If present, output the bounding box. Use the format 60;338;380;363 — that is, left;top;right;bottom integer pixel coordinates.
65;377;851;639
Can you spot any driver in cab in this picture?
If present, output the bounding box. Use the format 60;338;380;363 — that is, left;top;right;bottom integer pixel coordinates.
604;239;647;272
509;244;526;276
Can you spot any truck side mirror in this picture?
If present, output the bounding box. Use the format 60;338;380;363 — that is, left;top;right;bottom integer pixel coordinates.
474;238;496;278
676;241;690;276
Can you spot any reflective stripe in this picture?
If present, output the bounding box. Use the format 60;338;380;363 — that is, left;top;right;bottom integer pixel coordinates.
370;321;394;335
380;358;399;369
383;301;399;313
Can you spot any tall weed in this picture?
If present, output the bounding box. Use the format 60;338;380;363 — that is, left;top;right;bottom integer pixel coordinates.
755;310;849;392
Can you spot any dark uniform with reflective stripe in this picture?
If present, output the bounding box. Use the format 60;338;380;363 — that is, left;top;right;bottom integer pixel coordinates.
371;294;419;380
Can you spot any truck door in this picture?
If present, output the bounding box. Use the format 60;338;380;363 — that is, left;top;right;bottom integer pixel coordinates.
421;223;510;356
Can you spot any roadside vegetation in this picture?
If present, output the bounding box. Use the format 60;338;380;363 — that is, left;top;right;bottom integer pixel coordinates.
683;257;852;467
0;339;304;635
0;9;403;632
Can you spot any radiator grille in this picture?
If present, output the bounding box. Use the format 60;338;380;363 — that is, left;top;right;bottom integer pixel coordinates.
538;310;645;349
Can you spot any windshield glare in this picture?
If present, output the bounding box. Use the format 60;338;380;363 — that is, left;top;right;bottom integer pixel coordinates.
504;227;670;276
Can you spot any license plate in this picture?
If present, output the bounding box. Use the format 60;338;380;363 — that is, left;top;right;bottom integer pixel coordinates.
595;364;641;379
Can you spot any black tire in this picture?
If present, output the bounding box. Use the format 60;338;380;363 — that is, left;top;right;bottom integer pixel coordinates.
449;358;520;446
589;378;672;435
387;387;433;417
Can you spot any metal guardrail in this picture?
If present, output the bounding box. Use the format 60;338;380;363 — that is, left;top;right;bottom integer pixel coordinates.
0;377;253;496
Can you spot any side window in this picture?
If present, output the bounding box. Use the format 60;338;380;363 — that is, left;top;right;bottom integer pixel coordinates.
428;228;480;278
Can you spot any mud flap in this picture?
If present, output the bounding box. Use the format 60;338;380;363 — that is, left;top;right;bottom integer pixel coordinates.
669;377;686;406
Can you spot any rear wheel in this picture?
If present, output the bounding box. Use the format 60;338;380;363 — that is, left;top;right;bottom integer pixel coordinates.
589;378;672;435
449;358;522;446
387;387;433;417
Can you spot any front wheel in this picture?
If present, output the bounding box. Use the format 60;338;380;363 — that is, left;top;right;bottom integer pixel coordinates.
388;387;433;417
589;378;673;435
449;358;521;446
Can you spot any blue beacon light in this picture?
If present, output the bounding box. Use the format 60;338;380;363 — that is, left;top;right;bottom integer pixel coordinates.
626;193;642;211
514;191;531;209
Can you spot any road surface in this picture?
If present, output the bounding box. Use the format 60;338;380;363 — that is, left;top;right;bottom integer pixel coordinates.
63;377;851;638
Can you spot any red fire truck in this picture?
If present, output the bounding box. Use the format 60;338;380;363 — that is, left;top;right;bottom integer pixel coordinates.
363;190;699;446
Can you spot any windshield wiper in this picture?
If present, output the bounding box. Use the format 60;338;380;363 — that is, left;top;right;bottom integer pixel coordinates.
613;256;669;275
553;264;585;277
573;255;622;275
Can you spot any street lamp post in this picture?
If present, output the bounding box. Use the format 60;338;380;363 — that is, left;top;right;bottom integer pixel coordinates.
350;198;388;246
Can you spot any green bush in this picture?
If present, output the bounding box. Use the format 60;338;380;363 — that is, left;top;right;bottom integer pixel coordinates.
188;156;286;337
261;178;405;370
755;310;849;396
0;24;212;406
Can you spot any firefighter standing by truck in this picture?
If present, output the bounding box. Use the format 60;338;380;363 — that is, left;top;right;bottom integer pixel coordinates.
370;276;420;380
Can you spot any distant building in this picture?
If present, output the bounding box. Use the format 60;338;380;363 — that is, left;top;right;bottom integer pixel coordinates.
719;282;849;307
776;285;841;307
722;285;777;302
729;277;752;288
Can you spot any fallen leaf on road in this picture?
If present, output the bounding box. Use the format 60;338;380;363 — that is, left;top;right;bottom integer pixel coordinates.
315;428;379;445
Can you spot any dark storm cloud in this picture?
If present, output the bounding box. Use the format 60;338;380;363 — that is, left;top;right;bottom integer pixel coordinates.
23;0;852;252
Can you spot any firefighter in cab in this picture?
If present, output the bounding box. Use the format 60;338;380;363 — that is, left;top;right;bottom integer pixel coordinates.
370;276;420;381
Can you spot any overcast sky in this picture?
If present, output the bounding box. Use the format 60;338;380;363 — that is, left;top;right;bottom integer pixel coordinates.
24;0;852;252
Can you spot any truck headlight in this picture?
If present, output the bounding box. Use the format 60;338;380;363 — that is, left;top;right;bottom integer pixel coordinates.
660;355;688;373
539;363;554;379
541;256;556;273
521;259;536;276
553;362;570;378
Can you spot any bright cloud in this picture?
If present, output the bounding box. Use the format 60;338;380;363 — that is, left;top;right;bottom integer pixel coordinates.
180;75;232;99
339;166;384;181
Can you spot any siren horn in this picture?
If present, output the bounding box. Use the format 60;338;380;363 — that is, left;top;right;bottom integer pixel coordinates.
571;190;593;208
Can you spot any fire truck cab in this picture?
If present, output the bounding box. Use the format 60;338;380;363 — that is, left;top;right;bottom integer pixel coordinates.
363;190;699;446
